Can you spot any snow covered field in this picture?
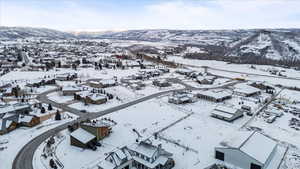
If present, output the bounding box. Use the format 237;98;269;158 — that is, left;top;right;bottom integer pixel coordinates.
167;56;300;87
157;98;252;169
33;98;188;169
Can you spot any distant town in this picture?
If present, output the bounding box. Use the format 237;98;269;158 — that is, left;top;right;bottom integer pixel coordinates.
0;34;299;169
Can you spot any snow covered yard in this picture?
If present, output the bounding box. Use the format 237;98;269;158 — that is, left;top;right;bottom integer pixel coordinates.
249;113;300;147
26;85;57;95
34;98;188;169
247;89;300;147
68;98;122;112
0;112;76;169
281;147;300;169
47;92;74;104
153;98;252;169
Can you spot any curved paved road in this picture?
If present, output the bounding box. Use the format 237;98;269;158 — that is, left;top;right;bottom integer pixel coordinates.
12;79;238;169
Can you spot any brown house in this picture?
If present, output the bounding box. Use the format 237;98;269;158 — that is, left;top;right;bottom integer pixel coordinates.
0;120;18;135
80;121;112;141
70;127;97;149
85;94;107;105
18;115;40;127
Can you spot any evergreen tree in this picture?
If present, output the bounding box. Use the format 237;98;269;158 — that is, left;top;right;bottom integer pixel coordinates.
41;107;46;114
55;110;61;120
48;104;53;111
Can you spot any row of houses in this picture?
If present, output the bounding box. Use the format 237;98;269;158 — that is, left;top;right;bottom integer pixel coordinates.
0;103;40;135
88;79;117;88
26;78;56;88
56;73;78;81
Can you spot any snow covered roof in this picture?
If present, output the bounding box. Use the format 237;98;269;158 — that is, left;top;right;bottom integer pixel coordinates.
75;91;90;97
82;120;111;128
70;128;96;144
98;147;132;169
88;94;107;101
234;83;261;95
18;115;34;123
129;141;159;158
62;86;81;91
99;79;116;85
0;119;13;131
218;131;278;164
198;90;232;99
211;105;243;120
240;132;277;164
0;103;31;115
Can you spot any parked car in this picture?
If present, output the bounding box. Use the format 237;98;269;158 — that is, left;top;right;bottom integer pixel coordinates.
266;115;277;123
80;110;87;113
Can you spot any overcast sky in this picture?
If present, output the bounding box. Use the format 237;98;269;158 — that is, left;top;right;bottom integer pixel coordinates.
1;0;300;31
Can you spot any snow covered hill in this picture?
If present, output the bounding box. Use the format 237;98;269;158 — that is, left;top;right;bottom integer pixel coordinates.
81;29;300;62
0;26;75;40
228;30;300;61
1;26;300;63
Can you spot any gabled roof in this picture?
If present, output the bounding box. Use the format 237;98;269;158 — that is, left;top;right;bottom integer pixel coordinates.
198;90;232;99
129;141;159;158
70;128;96;144
218;131;277;164
234;83;261;95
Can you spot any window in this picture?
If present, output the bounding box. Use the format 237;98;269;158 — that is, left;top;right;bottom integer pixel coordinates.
250;163;262;169
215;151;224;161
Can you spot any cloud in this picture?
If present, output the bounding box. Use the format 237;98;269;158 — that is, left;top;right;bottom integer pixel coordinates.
1;0;300;31
145;0;300;29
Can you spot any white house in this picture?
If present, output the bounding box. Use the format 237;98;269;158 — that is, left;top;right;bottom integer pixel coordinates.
98;140;175;169
211;105;244;122
215;131;287;169
233;83;261;97
197;90;232;102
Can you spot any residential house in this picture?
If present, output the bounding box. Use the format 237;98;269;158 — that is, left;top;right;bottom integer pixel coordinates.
0;118;17;135
56;73;77;81
153;80;171;87
70;127;97;149
168;91;195;104
98;140;175;169
86;94;108;105
215;131;287;169
196;75;216;85
197;90;232;102
62;86;81;96
89;79;117;88
18;114;40;127
233;83;261;97
211;106;244;122
80;121;112;141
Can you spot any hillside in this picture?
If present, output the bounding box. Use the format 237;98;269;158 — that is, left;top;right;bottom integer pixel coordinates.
1;27;300;65
0;26;75;40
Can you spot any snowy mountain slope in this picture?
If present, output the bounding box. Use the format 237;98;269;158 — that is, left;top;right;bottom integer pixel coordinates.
0;26;75;40
1;26;300;63
85;29;300;62
87;29;252;45
228;30;300;61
